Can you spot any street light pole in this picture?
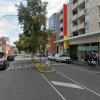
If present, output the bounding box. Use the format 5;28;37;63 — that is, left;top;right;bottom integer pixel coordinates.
0;15;17;20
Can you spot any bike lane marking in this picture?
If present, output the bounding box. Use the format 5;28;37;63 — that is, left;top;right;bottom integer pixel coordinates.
57;72;100;97
51;81;84;90
41;73;67;100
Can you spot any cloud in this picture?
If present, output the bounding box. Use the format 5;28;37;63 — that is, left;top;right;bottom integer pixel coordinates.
42;0;69;18
0;0;23;45
0;0;69;45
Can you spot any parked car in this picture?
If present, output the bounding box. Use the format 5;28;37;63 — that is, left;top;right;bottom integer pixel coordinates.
51;55;55;61
7;55;15;61
55;54;62;62
55;54;71;63
61;54;71;63
48;55;52;60
0;59;9;69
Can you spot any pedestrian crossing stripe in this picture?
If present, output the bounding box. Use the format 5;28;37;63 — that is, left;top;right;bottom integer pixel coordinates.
50;63;66;66
7;64;34;70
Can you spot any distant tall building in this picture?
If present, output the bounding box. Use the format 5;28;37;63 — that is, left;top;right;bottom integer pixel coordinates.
47;13;57;55
1;37;10;43
49;13;57;33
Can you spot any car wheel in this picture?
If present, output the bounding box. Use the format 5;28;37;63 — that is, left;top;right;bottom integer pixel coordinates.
60;60;62;63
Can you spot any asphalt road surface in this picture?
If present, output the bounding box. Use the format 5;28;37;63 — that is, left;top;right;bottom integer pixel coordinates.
0;55;100;100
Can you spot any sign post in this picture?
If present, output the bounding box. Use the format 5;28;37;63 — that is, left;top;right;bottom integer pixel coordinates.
46;61;50;66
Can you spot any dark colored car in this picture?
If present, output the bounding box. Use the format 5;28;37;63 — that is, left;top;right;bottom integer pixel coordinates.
7;56;15;61
0;59;9;69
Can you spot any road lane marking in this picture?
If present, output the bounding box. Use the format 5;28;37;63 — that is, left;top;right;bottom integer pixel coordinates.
57;72;100;97
7;64;33;70
51;81;84;89
7;61;15;70
41;73;67;100
19;65;21;68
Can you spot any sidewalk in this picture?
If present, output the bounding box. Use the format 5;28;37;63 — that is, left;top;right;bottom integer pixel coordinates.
71;60;100;69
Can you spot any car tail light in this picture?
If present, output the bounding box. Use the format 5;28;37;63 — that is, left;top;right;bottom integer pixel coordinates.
1;63;5;66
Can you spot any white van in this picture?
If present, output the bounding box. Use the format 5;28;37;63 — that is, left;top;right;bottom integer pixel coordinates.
55;54;70;63
55;54;62;62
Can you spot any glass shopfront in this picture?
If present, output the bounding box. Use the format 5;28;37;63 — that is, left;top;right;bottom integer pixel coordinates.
78;43;98;62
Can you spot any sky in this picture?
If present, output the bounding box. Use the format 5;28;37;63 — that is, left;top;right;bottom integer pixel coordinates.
0;0;68;45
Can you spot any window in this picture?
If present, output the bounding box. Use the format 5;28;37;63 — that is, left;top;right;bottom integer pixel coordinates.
85;0;89;11
85;14;89;25
70;23;73;30
85;28;89;33
70;13;73;20
70;2;73;10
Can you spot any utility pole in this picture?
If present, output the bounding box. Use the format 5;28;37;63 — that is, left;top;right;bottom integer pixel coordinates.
0;15;17;20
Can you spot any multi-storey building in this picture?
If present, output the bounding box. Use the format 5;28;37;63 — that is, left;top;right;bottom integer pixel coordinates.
56;1;70;55
1;37;10;43
47;13;57;55
0;38;12;58
49;13;57;33
55;0;100;65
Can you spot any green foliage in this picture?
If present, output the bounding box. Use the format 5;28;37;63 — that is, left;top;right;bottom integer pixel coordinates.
31;59;53;71
13;41;22;53
15;0;52;54
30;59;39;64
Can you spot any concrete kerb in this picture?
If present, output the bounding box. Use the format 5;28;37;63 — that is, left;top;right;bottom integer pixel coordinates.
30;60;56;73
71;62;100;70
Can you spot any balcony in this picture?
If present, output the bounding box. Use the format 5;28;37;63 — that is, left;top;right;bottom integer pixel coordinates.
59;31;63;36
60;14;63;20
78;0;85;6
72;2;78;10
72;14;78;21
71;25;78;32
60;23;63;28
78;9;85;18
78;22;85;30
98;15;100;22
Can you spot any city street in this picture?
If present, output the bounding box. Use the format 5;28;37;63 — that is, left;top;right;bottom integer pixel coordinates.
0;55;100;100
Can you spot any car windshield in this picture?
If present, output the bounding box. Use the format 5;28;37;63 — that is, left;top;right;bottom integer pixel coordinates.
62;55;68;57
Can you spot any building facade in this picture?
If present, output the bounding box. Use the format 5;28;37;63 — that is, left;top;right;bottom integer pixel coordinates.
50;34;56;54
1;37;10;43
46;13;57;55
0;38;12;58
56;2;70;55
49;13;57;33
55;0;100;65
0;38;6;58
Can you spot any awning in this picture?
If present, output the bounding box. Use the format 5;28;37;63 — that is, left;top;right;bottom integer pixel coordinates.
54;30;100;43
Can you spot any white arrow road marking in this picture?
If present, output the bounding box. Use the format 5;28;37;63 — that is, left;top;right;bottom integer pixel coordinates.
41;74;66;100
19;65;21;68
51;81;84;90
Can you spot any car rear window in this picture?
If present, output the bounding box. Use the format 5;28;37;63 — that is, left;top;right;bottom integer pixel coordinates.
0;61;3;64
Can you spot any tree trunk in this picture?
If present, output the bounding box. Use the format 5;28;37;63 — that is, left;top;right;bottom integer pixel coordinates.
39;47;41;67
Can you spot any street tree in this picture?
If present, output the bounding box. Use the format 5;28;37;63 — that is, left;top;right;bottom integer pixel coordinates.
13;40;22;53
15;0;52;64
